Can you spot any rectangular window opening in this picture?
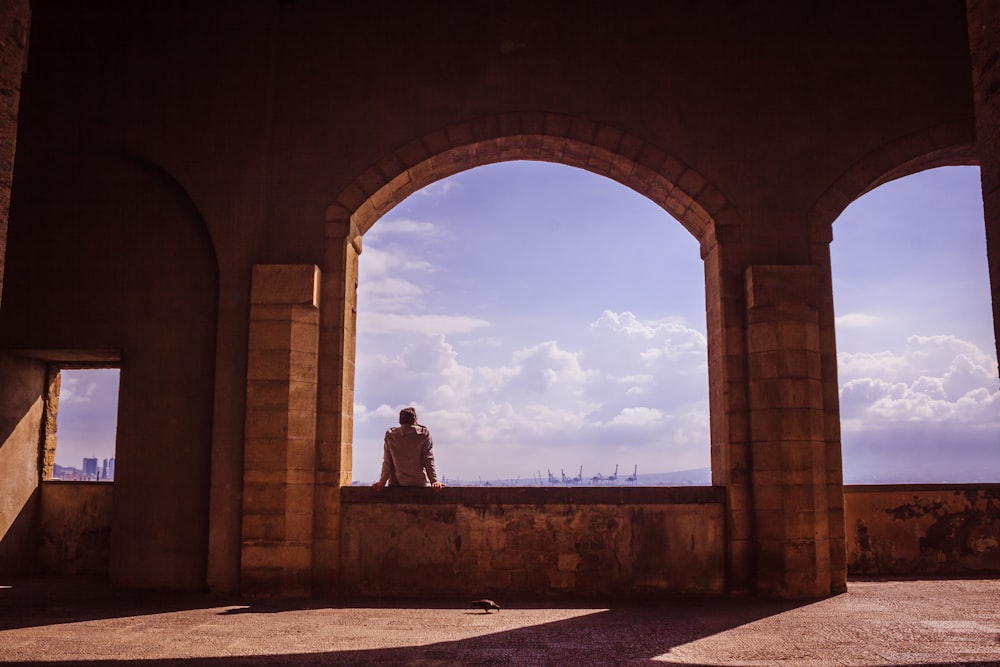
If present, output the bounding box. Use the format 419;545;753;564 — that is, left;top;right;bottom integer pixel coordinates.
47;366;121;482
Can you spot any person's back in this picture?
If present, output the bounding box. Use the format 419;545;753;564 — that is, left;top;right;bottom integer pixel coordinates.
373;407;442;489
384;422;435;486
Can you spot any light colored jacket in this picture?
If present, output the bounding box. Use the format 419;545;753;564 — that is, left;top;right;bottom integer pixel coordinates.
379;423;437;486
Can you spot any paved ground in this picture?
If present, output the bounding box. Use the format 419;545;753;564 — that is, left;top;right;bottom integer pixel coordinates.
1;576;999;666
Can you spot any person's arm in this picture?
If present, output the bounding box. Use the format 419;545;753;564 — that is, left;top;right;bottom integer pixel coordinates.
373;432;394;489
422;432;443;489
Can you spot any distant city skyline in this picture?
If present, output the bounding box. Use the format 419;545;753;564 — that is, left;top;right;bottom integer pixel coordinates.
52;368;119;468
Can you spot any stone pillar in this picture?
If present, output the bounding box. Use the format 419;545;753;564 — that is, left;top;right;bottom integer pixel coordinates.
702;230;754;594
967;0;1000;373
311;215;361;594
0;0;30;307
745;265;832;598
240;264;320;597
810;234;847;594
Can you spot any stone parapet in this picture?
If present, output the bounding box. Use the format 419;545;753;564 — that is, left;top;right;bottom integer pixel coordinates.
339;486;725;600
845;484;1000;576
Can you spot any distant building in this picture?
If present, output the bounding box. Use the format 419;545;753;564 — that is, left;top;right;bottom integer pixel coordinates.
82;457;98;478
102;458;115;481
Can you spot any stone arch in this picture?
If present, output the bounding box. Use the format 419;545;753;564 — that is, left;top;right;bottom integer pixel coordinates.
807;119;977;244
786;121;983;599
326;112;738;242
310;114;739;590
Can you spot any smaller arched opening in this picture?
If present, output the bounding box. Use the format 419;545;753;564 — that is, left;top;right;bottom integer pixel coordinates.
831;165;998;485
821;149;1000;579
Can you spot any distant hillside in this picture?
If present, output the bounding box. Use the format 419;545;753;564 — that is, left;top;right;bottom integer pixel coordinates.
351;464;999;487
440;467;713;487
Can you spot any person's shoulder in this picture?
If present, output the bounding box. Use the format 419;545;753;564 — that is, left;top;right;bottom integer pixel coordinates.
413;424;430;435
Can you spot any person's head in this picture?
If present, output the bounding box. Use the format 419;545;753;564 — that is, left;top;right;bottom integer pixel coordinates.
399;407;417;425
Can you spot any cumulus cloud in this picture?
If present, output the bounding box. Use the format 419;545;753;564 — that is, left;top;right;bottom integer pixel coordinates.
360;246;437;277
416;181;458;197
59;376;98;404
58;368;120;407
353;310;711;482
357;244;439;312
838;334;999;436
356;225;489;335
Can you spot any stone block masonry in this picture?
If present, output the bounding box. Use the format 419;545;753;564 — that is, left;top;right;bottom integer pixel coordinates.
845;484;1000;576
339;486;726;600
241;265;321;597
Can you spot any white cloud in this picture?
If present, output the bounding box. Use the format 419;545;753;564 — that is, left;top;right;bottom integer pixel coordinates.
357;276;424;312
359;246;437;278
366;218;439;239
837;350;909;378
604;407;665;427
416;181;457;197
505;341;592;394
59;376;97;404
838;334;999;432
353;310;711;481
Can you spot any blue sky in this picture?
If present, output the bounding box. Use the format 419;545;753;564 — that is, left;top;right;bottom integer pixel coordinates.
54;367;120;468
55;163;998;484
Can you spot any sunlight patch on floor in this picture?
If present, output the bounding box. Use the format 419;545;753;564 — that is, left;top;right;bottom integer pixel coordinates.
0;605;612;662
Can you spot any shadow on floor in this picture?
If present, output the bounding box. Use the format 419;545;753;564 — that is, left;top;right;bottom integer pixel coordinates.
1;576;998;666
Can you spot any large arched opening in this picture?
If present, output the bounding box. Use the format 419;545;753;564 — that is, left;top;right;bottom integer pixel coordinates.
351;160;711;487
306;115;739;597
318;114;738;497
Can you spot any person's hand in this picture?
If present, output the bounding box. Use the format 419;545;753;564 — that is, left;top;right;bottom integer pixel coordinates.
372;480;385;491
431;481;444;492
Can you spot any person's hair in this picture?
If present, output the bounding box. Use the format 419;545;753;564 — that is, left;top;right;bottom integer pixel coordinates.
399;407;417;425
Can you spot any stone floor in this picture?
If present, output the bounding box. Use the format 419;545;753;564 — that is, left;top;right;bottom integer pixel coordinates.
1;576;999;666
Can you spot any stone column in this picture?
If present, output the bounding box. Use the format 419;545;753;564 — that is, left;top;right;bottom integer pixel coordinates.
810;234;847;595
311;215;362;595
745;265;832;598
967;0;1000;373
702;229;754;594
240;264;320;597
0;0;30;307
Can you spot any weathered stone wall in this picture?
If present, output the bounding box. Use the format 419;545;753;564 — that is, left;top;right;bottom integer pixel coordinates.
966;0;1000;371
0;353;45;575
0;154;219;591
0;1;989;598
25;482;1000;590
39;482;113;575
339;487;726;599
0;0;30;307
845;485;1000;576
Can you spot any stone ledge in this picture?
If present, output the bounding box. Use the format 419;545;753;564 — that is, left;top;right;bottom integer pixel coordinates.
341;485;725;506
845;483;1000;495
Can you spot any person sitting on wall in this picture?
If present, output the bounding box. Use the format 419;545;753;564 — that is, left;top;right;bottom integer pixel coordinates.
372;407;443;491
